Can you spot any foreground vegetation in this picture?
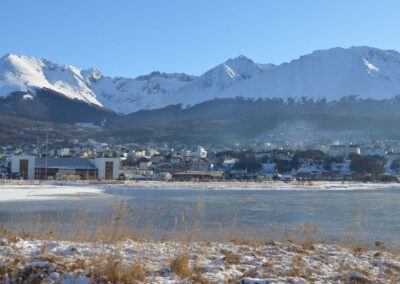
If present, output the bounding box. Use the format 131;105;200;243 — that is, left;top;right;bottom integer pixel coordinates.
2;237;399;283
0;201;399;283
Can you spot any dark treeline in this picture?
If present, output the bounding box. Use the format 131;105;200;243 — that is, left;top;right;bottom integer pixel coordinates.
4;91;400;144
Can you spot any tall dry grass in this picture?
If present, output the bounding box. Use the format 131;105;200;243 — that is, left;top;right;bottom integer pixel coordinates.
0;197;392;253
1;196;399;283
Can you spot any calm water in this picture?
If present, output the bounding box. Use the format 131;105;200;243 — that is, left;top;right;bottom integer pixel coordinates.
1;186;400;246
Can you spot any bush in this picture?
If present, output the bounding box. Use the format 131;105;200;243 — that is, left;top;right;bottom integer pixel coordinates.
378;175;398;183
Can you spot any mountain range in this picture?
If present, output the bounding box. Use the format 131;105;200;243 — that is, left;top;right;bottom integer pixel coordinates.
1;46;400;115
2;46;400;144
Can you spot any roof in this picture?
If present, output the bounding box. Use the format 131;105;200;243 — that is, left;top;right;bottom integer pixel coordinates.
36;157;97;170
173;171;224;177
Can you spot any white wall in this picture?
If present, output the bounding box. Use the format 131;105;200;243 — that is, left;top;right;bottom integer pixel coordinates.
10;156;36;180
94;158;120;180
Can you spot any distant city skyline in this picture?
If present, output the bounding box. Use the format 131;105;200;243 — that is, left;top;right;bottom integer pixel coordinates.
1;0;399;77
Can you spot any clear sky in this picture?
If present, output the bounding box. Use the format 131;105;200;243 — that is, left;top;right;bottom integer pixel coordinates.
1;0;399;77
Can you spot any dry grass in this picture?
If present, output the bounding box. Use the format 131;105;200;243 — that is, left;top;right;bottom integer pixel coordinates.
170;253;192;279
190;274;212;284
0;198;381;254
1;198;399;283
2;197;400;284
0;206;395;258
39;243;48;255
221;250;242;265
88;251;146;283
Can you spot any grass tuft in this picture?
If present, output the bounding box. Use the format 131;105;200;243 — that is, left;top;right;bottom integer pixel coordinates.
170;253;191;279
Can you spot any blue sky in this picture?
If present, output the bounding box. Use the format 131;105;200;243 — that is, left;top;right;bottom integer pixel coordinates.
1;0;399;77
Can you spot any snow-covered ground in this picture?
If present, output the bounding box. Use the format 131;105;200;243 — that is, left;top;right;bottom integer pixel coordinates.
0;184;107;202
0;181;400;202
0;238;398;283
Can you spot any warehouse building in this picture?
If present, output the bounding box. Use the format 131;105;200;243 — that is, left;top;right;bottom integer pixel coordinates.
9;156;120;180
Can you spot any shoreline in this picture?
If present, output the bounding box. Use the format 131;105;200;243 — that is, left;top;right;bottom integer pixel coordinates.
1;181;400;202
128;180;400;190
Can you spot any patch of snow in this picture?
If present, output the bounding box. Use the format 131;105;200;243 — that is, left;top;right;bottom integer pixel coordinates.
363;58;380;72
0;184;107;202
22;93;34;100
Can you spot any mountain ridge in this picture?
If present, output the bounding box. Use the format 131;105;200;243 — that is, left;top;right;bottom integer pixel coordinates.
1;46;400;115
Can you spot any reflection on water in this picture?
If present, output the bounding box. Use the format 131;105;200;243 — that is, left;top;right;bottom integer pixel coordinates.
1;186;400;246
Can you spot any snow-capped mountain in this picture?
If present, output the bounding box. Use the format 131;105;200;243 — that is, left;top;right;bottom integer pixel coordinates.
0;54;196;114
0;54;100;106
177;46;400;107
1;46;400;115
85;70;195;114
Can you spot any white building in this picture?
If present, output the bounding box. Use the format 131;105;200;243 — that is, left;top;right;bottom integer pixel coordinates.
196;146;207;158
134;150;146;158
139;160;152;170
329;144;361;157
58;148;71;157
93;158;121;180
328;145;347;157
10;155;36;180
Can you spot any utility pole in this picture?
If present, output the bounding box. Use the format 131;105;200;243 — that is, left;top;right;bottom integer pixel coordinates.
45;128;48;180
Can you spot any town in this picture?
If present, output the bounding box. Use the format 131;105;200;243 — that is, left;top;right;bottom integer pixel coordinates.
1;137;400;183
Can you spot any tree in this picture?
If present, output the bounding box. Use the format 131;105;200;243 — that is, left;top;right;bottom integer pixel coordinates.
274;159;292;173
390;158;400;173
233;156;261;173
350;155;385;175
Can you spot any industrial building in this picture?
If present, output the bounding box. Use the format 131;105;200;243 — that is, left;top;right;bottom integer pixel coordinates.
8;156;120;180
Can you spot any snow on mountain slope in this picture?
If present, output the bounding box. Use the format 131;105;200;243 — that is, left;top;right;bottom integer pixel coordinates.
0;54;196;114
0;54;101;106
171;55;266;105
185;55;263;91
1;46;400;114
178;46;400;106
87;71;195;114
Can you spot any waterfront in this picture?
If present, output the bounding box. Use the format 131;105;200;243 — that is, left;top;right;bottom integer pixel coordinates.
1;183;400;246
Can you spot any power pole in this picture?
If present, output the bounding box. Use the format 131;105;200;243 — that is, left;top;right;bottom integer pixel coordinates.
45;128;48;180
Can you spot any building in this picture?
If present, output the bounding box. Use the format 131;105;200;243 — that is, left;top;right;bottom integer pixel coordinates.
172;171;224;181
9;156;120;180
58;148;71;157
329;144;361;157
138;158;152;170
187;158;212;171
35;157;98;180
93;158;121;180
196;146;207;158
10;156;35;180
328;144;347;157
348;144;361;155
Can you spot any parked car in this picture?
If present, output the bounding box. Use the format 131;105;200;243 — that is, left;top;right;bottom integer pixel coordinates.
10;173;21;180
